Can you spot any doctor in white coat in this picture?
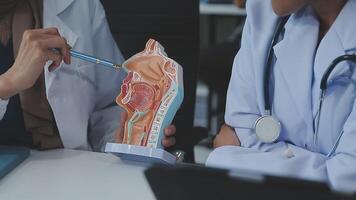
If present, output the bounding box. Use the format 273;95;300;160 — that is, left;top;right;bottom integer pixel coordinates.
0;0;176;151
207;0;356;193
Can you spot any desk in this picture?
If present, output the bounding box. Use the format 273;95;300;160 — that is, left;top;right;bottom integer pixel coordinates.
0;149;155;200
200;3;246;16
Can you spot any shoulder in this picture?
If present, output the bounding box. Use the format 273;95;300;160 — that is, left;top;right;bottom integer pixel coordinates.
245;0;277;18
243;0;279;53
245;0;279;32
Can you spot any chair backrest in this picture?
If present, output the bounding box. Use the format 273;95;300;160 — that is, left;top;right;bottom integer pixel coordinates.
101;0;199;153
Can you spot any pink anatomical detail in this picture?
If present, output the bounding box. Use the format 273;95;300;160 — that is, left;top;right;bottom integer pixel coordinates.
127;84;155;112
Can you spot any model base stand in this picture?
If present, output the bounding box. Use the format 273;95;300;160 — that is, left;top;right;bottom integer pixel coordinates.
105;143;176;165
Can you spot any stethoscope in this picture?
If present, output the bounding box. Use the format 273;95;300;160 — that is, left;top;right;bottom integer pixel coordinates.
254;16;356;145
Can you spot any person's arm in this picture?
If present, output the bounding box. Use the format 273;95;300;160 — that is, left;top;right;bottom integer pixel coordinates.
213;124;240;149
0;28;69;120
223;103;356;193
224;7;262;150
224;0;293;153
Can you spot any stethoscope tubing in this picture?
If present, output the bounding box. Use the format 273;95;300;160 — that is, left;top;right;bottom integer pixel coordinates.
263;16;290;112
260;16;356;156
320;54;356;90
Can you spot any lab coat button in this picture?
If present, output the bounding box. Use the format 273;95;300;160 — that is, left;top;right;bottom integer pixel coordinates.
284;148;295;158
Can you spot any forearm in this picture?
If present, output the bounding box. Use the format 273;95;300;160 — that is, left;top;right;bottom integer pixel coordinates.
0;71;17;100
234;128;283;152
0;28;70;100
207;141;328;182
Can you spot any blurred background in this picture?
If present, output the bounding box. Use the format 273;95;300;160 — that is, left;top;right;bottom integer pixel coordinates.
196;0;245;135
101;0;246;163
194;0;246;163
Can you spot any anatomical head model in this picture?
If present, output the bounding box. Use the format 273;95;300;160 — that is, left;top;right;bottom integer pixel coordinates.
117;39;184;149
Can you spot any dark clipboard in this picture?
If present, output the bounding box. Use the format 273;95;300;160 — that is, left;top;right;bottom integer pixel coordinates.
0;146;30;179
144;163;355;200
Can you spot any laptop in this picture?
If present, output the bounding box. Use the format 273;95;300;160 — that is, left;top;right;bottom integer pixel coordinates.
145;163;355;200
0;146;30;179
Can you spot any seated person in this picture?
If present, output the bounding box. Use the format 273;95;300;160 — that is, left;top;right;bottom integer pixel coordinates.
208;0;356;193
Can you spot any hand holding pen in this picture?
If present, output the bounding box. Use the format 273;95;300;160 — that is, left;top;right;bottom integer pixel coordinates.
0;28;70;100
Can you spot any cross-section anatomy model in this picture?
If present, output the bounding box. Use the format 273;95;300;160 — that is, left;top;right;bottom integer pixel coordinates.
116;39;184;149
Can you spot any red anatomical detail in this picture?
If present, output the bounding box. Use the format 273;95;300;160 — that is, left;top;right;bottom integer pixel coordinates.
127;83;155;112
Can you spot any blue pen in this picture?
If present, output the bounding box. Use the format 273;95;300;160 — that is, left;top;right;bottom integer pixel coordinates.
70;50;121;70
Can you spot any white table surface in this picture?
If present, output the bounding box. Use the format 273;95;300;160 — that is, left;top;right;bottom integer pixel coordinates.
0;149;156;200
200;3;246;16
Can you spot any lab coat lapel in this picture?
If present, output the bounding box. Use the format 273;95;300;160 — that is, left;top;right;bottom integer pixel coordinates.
42;0;77;47
43;0;88;149
273;12;319;130
335;0;356;54
43;0;78;94
54;0;77;49
54;0;75;15
314;0;356;86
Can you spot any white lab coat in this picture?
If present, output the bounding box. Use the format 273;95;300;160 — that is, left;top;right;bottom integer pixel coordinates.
207;0;356;193
0;0;126;151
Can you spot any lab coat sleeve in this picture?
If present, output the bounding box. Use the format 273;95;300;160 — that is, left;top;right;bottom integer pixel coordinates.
206;144;328;182
87;0;126;152
0;99;9;120
224;7;272;150
220;99;356;193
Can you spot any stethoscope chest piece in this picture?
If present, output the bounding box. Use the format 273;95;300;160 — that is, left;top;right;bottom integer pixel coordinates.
254;116;281;143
